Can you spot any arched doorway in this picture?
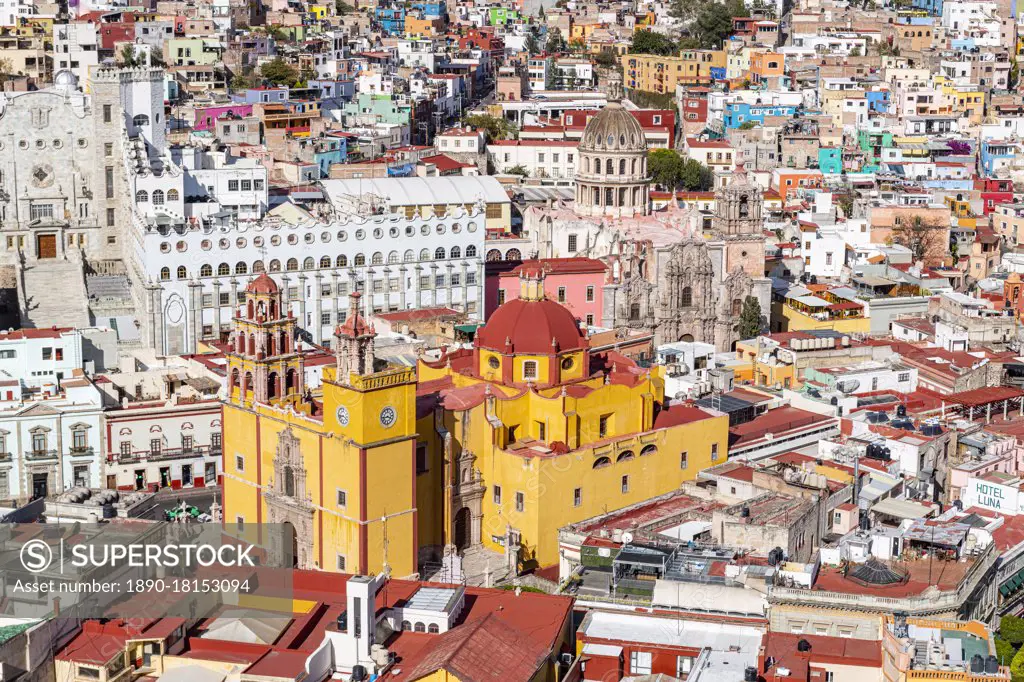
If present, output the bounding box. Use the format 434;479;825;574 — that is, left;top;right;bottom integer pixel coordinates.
681;334;695;343
454;507;471;550
283;521;298;568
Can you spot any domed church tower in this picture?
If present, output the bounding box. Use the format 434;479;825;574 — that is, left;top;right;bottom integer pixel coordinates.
575;99;651;219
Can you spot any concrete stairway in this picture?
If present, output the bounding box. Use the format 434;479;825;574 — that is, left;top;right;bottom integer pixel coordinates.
19;258;90;329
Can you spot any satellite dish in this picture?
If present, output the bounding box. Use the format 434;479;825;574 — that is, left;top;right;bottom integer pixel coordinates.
621;532;634;545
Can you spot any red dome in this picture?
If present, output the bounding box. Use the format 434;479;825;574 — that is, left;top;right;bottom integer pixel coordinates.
476;298;587;355
246;272;279;295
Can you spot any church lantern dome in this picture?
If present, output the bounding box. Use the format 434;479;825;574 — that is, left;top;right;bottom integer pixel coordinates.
474;262;589;386
578;102;648;154
246;272;280;295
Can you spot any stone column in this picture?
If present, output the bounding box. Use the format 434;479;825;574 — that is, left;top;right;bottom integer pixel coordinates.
365;267;375;317
229;277;239;320
212;279;223;339
281;275;291;316
475;262;484;319
188;280;202;353
429;264;438;308
458;263;469;310
298;273;308;332
313;272;324;345
383;266;392;312
446;263;455;309
415;264;423;308
399;265;408;310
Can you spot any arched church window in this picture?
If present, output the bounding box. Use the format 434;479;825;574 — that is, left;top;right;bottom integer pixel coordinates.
739;195;749;219
682;287;692;307
619;159;626;175
486;249;501;261
505;248;521;260
336;255;348;267
176;266;187;279
388;251;399;264
593;456;611;469
152;190;164;206
428;624;439;634
629;303;640;321
732;298;743;316
466;245;477;258
420;249;431;261
136;190;149;203
605;158;613;174
434;247;446;260
320;256;331;268
404;249;415;262
605;188;614;206
283;465;295;497
200;264;212;277
269;259;281;272
217;262;230;276
371;252;383;265
235;261;247;275
584;157;590;173
450;246;461;259
167;189;179;202
354;254;366;266
133;114;150;127
253;260;265;273
414;623;426;633
286;258;298;271
159;267;170;281
303;257;315;269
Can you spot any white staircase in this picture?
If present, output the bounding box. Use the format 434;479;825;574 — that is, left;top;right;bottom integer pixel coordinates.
18;257;90;329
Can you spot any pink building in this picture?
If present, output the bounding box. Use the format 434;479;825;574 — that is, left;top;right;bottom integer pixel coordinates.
193;104;254;131
491;258;607;327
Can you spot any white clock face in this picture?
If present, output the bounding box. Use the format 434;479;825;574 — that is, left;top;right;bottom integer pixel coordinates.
336;406;350;427
379;406;397;428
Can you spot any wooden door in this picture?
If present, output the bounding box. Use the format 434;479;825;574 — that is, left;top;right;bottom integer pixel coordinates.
37;234;56;259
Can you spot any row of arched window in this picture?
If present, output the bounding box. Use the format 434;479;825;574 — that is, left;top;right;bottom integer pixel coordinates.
401;621;440;633
592;445;658;469
137;189;180;204
158;246;479;281
582;156;644;176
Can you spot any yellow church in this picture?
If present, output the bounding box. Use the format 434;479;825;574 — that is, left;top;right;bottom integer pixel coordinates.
222;267;729;577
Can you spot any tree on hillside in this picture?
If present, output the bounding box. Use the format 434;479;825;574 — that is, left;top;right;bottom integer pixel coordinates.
891;214;947;263
630;29;678;56
525;25;541;55
690;0;747;49
648;149;685;189
545;28;567;54
506;164;529;177
1009;645;1024;681
737;296;763;340
680;158;713;191
668;0;700;25
462;113;517;141
1001;616;1024;648
120;45;140;67
261;57;299;86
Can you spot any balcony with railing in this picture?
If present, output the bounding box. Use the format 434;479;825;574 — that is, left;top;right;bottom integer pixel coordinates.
114;444;222;465
26;449;59;461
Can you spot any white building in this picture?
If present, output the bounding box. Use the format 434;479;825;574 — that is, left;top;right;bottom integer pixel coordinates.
0;328;85;392
486;140;578;179
53;22;100;84
0;0;35;26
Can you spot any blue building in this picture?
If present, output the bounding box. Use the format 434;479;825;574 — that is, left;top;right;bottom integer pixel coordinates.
313;137;348;177
981;140;1016;176
865;90;889;114
818;148;842;174
722;102;799;129
410;0;445;16
375;6;406;35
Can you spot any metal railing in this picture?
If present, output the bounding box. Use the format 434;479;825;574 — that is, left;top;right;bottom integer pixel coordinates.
25;449;59;461
769;545;997;616
115;445;222;465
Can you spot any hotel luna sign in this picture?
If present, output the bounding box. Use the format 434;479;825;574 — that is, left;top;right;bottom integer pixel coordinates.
968;478;1020;515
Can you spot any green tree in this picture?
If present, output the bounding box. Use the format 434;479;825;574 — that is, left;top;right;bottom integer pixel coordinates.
595;49;619;67
630;29;678;56
120;45;139;67
648;149;685;189
737;296;763;340
506;164;529;177
335;0;353;13
996;635;1017;667
525;25;541;55
545;28;567;54
668;0;699;24
462;113;517;141
260;57;299;86
1002;616;1024;648
691;0;747;49
680;158;713;191
738;121;757;130
1010;644;1024;681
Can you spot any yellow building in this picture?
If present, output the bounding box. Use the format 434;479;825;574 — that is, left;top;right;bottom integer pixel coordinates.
223;274;420;577
621;49;726;93
223;267;730;575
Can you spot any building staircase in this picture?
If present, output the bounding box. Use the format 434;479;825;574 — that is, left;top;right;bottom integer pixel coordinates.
18;255;90;329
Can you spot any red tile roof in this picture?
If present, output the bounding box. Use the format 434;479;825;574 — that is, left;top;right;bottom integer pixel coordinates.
402;613;550;682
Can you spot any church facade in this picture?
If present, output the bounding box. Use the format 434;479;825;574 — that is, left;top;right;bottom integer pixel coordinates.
525;103;771;352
